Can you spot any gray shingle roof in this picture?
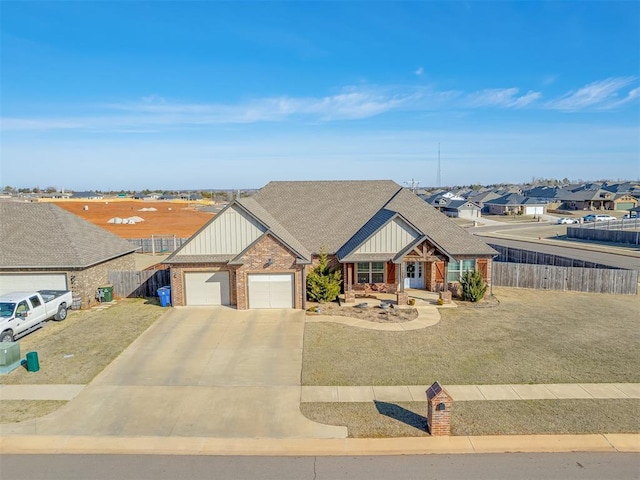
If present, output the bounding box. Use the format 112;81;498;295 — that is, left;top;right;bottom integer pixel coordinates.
256;181;496;258
253;180;402;254
0;202;138;268
167;180;497;264
235;197;312;262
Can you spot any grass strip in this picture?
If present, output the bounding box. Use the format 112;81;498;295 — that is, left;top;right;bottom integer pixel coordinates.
0;400;68;424
301;399;640;437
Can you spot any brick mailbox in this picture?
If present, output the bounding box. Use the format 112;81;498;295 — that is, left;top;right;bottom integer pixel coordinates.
426;381;453;436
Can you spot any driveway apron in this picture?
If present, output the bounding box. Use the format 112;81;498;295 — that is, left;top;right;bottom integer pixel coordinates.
2;308;346;439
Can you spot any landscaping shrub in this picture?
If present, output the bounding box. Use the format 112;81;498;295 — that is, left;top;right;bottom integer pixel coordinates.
307;250;342;303
460;270;487;302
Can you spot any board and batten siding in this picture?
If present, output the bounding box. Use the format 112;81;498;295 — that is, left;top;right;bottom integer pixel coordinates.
179;205;266;255
355;217;420;254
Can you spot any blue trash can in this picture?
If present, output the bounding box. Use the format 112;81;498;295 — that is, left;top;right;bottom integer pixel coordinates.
157;286;171;307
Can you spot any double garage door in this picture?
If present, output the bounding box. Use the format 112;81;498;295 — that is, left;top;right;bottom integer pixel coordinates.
184;271;294;309
0;273;68;296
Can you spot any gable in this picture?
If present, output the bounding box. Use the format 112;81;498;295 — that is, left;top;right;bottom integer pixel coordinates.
178;205;266;256
354;217;420;255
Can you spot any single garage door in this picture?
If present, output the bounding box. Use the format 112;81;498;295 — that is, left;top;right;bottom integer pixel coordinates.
0;273;67;295
248;274;294;309
616;202;635;211
185;271;230;306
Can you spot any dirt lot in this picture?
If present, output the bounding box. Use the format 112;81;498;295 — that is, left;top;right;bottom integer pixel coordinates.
51;200;214;238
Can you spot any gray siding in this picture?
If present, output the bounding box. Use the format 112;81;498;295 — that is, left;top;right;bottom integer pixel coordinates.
180;205;266;255
355;217;419;254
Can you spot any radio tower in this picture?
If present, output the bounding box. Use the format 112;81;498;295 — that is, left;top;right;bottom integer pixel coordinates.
437;142;441;188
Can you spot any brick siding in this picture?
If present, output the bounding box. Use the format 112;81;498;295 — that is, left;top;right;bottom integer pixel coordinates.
170;234;305;309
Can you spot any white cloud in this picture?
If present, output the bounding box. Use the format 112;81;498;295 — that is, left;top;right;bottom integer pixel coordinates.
465;88;542;108
415;66;424;76
2;77;636;132
546;77;638;111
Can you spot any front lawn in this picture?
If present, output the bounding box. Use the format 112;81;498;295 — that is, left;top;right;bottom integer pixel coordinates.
302;287;640;386
1;298;166;385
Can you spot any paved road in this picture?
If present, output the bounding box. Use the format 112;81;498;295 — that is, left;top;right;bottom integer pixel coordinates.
479;237;640;270
1;453;638;480
0;307;346;438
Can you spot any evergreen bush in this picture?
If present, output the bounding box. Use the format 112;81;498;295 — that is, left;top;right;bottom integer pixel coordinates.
460;270;487;302
306;249;342;303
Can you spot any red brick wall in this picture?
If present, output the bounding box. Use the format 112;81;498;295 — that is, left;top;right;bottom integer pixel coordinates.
235;234;304;310
169;263;236;307
170;234;305;309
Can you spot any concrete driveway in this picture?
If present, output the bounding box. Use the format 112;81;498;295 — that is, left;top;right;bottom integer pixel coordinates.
3;308;346;439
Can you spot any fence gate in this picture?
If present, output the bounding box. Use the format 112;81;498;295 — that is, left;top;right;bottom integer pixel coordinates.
108;270;171;298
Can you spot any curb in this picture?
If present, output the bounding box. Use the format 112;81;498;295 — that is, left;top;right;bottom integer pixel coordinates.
1;434;638;456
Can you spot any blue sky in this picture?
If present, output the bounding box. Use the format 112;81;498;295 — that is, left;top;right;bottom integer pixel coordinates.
1;1;639;190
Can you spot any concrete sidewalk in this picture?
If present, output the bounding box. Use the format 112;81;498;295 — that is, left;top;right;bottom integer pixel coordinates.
3;383;638;402
0;384;84;401
1;433;638;455
301;383;640;402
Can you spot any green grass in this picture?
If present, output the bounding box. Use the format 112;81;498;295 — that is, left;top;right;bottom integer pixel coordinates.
300;399;640;437
302;287;640;385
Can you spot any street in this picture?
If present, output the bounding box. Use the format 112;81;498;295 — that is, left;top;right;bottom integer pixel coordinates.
1;453;638;480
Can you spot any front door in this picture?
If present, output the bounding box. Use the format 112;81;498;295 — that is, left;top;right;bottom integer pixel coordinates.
404;261;423;289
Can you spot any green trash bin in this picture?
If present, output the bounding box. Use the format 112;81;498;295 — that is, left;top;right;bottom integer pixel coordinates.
98;285;114;302
26;351;40;372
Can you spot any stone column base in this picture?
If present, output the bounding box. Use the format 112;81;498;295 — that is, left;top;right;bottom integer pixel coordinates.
344;290;356;303
439;291;452;304
396;292;409;305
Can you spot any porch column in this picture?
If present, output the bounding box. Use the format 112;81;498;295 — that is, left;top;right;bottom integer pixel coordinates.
344;263;355;303
396;262;408;306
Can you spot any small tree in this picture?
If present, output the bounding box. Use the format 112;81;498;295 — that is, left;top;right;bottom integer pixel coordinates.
460;270;487;302
306;250;342;303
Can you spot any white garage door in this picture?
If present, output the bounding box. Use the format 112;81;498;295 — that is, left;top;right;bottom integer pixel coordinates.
185;271;230;306
248;274;294;309
525;206;543;215
0;273;67;295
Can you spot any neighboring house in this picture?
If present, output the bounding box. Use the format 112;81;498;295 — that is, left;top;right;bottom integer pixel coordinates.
164;180;497;310
0;203;138;307
522;186;561;202
132;192;159;200
440;200;481;219
70;191;103;200
485;193;546;216
37;192;72;200
179;192;203;201
557;189;637;211
467;191;505;213
421;195;481;219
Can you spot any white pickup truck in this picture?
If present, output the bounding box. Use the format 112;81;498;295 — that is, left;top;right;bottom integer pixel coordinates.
0;290;73;342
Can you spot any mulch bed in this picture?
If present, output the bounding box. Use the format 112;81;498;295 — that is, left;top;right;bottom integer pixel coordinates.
307;301;418;323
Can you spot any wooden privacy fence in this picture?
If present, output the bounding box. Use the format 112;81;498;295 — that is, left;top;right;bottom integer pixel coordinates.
488;243;614;269
567;226;640;246
128;237;189;254
493;262;638;295
108;270;171;298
